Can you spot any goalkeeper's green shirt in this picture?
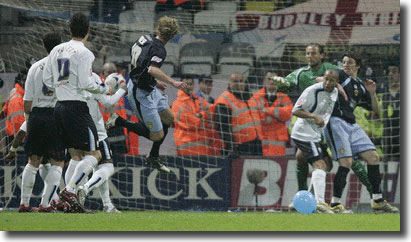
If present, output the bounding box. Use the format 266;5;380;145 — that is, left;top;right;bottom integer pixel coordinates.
285;62;340;91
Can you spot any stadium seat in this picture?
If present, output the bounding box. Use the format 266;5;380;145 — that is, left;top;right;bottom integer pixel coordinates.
179;42;217;76
207;1;237;12
194;10;232;33
118;5;155;42
218;42;256;76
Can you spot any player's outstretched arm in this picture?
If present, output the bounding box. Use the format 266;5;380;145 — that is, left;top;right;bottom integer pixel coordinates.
97;88;127;107
148;65;187;89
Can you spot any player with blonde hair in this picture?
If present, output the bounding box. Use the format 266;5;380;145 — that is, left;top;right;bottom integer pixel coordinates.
107;16;186;173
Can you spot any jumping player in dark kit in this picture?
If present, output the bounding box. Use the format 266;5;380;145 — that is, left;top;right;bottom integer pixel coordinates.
107;16;187;173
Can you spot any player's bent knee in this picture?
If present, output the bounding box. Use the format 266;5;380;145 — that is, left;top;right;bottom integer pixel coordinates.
296;149;305;164
338;157;353;168
363;150;380;165
159;108;174;125
150;130;164;141
86;150;102;161
313;159;327;170
68;148;82;161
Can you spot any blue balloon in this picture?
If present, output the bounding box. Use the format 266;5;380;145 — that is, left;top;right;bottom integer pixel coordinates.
292;190;317;214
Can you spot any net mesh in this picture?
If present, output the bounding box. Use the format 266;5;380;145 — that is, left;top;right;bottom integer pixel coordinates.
0;0;400;211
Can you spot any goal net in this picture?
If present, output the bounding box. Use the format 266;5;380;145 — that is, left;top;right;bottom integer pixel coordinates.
0;0;400;212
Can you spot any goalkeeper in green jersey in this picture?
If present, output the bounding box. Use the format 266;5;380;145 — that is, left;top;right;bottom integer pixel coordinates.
284;44;372;211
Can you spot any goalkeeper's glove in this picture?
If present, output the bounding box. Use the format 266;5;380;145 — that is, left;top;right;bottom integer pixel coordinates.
269;76;290;92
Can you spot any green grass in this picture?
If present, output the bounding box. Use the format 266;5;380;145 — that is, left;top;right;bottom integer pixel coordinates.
0;211;400;231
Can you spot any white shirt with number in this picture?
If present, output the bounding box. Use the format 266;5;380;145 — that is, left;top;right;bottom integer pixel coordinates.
23;56;57;108
43;40;107;102
291;82;338;142
85;73;126;141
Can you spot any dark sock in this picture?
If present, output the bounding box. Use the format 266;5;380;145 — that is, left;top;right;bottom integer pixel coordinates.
296;162;308;191
149;123;169;158
333;166;350;198
330;202;341;207
115;116;150;139
351;160;373;198
367;164;382;195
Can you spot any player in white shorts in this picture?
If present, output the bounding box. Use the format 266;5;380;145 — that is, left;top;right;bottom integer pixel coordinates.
291;69;339;214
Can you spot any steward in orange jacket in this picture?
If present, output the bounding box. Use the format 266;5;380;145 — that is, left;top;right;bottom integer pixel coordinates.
248;72;293;156
172;76;220;155
212;73;261;157
155;0;205;13
1;81;25;136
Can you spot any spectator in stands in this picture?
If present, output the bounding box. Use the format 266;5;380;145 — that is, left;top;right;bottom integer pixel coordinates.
248;72;293;156
172;75;220;155
196;75;215;104
86;29;109;75
155;0;206;23
155;0;205;14
0;72;25;148
382;64;400;161
213;72;261;158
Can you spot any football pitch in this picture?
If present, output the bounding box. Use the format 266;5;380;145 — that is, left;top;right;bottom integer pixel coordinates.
0;211;400;231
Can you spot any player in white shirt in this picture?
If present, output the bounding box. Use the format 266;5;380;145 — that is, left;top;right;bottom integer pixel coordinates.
14;32;63;213
43;13;111;213
291;69;339;214
64;72;126;213
5;121;64;211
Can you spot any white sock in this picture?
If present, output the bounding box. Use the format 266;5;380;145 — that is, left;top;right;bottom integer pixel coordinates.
38;163;50;181
331;196;341;204
66;155;98;192
20;164;38;206
84;163;114;194
312;169;326;204
64;159;79;185
372;193;383;201
99;180;112;207
38;163;59;201
40;166;62;207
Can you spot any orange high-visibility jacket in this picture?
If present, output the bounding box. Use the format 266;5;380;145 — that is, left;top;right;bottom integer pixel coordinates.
172;90;218;155
126;113;139;155
156;0;204;7
2;83;25;136
197;95;223;155
212;90;257;145
248;88;293;156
